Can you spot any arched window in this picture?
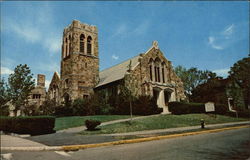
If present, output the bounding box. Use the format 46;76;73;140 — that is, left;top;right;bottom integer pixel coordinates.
149;65;153;81
68;35;71;55
65;79;69;88
87;36;92;55
161;62;166;83
64;93;70;104
65;38;68;57
149;58;154;81
154;58;161;82
80;34;85;53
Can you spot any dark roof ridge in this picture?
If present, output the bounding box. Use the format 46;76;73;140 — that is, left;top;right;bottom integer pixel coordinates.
100;54;141;73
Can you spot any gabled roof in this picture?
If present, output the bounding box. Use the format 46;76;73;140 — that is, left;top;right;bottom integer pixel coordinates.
49;72;60;90
96;55;140;88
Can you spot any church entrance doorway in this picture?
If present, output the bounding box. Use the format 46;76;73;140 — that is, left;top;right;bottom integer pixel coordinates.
153;87;173;114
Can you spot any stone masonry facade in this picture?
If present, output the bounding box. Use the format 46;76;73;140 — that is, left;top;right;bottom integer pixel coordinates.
31;20;186;114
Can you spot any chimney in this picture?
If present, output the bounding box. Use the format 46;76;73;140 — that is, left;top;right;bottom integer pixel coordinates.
37;74;45;87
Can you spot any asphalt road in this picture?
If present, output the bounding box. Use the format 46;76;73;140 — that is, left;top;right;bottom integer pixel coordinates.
2;127;250;160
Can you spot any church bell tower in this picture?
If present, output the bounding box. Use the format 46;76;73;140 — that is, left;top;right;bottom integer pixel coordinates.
60;20;99;102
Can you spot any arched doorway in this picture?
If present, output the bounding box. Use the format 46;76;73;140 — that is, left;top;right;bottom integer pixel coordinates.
164;88;173;106
63;93;71;105
153;87;173;114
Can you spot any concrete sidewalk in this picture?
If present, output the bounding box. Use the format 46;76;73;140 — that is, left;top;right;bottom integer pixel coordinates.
1;135;47;148
1;121;249;150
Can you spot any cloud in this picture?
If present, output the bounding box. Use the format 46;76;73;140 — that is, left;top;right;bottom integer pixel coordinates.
44;36;61;54
37;62;60;73
3;5;60;55
1;58;16;68
112;24;128;38
133;20;150;35
213;68;230;78
208;36;223;50
9;23;41;43
112;54;119;60
45;79;51;90
111;20;150;38
222;24;234;36
207;23;236;50
1;67;14;75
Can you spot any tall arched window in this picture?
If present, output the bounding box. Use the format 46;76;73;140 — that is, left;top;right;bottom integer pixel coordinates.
80;34;85;53
149;58;154;81
65;79;69;88
68;35;71;55
149;65;153;81
87;36;92;55
161;62;166;83
155;58;161;82
65;38;68;57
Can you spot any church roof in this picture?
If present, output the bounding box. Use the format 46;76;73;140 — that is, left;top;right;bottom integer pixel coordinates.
96;55;140;88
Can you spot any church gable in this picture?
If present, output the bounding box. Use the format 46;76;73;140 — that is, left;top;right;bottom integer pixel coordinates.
48;72;60;102
48;72;60;90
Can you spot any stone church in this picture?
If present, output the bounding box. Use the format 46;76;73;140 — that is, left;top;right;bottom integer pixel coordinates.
46;20;186;114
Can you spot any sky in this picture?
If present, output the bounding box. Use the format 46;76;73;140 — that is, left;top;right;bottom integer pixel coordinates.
1;1;249;89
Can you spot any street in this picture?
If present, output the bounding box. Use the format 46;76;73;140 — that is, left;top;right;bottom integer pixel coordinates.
2;127;250;160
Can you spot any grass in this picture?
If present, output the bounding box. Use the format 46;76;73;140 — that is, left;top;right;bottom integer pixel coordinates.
81;114;249;135
54;115;133;131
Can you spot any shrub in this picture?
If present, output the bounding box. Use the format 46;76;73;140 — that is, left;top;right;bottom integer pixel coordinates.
23;104;40;116
39;99;56;115
0;116;55;135
133;95;161;115
225;110;250;118
214;104;229;114
169;102;205;115
54;104;73;117
0;105;9;116
85;119;101;131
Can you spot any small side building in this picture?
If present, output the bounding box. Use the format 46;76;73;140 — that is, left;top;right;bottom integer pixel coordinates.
28;74;46;107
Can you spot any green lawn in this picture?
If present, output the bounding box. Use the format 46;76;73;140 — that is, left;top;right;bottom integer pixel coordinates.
81;114;249;134
54;115;133;131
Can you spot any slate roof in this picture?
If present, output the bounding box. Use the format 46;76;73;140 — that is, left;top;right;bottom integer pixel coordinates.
96;55;140;88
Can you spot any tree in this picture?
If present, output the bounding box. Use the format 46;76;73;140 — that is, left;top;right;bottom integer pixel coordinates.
190;77;229;105
39;99;56;115
228;55;250;109
175;65;217;98
8;64;35;116
0;78;10;116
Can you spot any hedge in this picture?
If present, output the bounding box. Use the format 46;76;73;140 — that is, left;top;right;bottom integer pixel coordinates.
214;104;229;114
168;102;205;115
168;102;230;115
0;116;56;135
225;111;250;118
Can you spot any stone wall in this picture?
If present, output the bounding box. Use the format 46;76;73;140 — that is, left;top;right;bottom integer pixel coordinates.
124;43;186;102
60;20;99;102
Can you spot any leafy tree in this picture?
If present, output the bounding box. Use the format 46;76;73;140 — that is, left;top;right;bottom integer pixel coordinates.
228;54;250;109
8;64;35;116
0;78;10;116
39;99;56;115
175;65;217;98
0;78;9;105
190;77;229;105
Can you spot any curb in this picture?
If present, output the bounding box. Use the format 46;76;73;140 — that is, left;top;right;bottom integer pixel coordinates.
1;125;249;151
